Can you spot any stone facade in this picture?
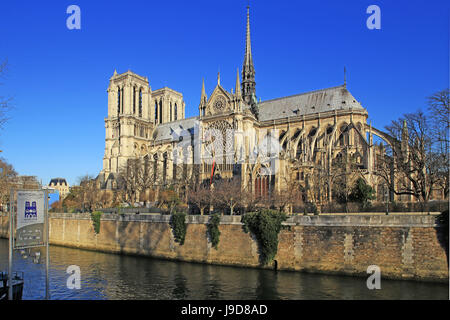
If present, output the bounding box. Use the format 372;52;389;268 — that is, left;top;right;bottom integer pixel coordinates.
1;212;447;282
49;178;70;199
98;7;406;204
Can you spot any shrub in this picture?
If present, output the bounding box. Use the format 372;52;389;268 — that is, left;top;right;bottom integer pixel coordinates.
349;178;376;209
170;212;187;245
91;211;102;234
242;210;287;265
207;214;221;249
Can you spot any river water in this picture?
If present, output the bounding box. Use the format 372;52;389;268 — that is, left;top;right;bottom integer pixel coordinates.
0;239;447;300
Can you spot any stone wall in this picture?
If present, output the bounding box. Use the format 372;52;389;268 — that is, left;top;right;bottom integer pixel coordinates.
0;213;447;282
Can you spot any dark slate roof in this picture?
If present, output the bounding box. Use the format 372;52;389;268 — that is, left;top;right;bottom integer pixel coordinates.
49;178;68;186
257;85;365;122
153;117;199;142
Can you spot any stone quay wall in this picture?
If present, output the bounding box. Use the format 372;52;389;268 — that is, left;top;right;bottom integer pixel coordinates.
0;213;448;283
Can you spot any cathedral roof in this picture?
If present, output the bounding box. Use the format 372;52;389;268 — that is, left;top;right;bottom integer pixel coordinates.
153;117;199;143
257;85;365;122
49;178;68;186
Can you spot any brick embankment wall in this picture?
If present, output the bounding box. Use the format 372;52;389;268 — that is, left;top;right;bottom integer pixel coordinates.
0;213;448;283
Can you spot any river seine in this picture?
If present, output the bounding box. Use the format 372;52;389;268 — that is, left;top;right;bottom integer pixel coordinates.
0;239;447;300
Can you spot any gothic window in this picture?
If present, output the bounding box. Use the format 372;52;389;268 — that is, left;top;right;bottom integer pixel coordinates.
296;139;303;158
163;152;168;183
117;88;121;116
121;88;124;114
159;100;163;124
152;154;158;181
155;101;158;123
205;120;234;163
140;144;147;156
170;102;172;122
133;87;136;114
355;123;365;147
326;126;333;135
339;124;349;146
254;171;270;198
139;89;143;118
174;103;178;121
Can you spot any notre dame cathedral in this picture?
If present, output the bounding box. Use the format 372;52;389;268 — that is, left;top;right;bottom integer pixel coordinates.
98;6;404;205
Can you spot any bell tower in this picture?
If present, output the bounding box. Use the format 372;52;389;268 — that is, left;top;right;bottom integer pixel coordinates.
103;70;153;176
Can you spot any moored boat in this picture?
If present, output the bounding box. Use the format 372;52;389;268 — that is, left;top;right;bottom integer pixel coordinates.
0;271;24;300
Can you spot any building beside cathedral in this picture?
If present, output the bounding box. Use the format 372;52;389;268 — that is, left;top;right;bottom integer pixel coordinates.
98;7;412;206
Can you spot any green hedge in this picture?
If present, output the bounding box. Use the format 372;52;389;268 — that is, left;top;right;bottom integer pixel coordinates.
242;210;287;265
207;214;221;249
91;211;102;234
170;212;187;245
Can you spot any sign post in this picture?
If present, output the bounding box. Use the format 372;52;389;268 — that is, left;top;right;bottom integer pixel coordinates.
8;189;14;300
8;189;50;300
45;189;49;300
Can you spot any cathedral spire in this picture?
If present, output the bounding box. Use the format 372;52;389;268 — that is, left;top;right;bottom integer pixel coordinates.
244;6;253;71
235;68;241;97
242;5;256;105
200;78;207;104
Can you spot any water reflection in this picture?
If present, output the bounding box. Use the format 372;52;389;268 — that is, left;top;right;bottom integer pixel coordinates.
0;239;447;300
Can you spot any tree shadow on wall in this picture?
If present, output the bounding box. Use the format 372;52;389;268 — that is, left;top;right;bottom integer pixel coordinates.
435;210;449;267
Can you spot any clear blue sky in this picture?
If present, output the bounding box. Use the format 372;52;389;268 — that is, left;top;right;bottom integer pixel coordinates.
0;0;448;186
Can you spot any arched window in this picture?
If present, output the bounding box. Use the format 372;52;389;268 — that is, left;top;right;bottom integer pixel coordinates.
339;124;349;146
174;103;178;121
296;139;303;158
117;88;121;115
159;100;163;124
121;88;124;114
170;102;172;122
155;101;158;123
163;153;168;182
133;87;136;115
139;89;143;118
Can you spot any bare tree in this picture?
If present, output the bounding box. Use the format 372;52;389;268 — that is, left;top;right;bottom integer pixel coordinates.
117;159;139;206
269;175;303;214
0;158;17;211
428;89;450;137
241;186;262;213
428;89;449;198
329;152;359;212
135;156;156;206
377;110;444;209
159;186;181;214
188;183;211;215
212;179;243;215
77;174;97;212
